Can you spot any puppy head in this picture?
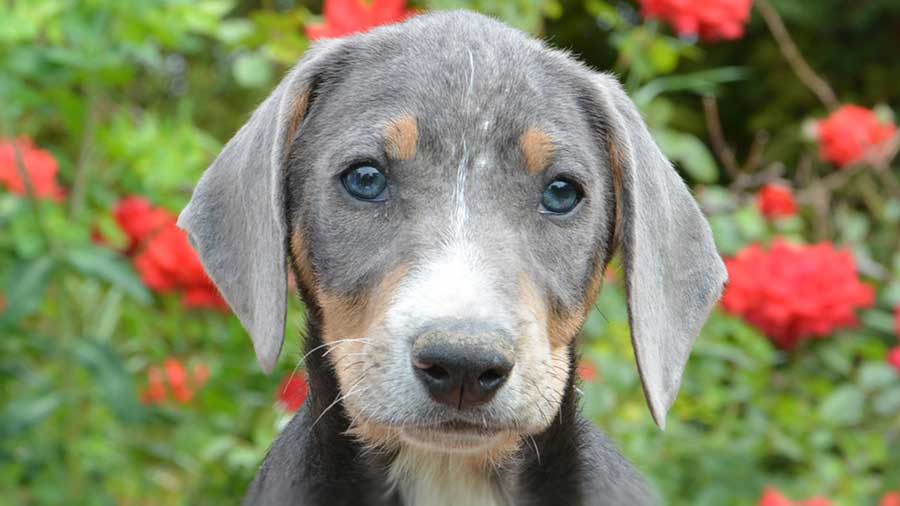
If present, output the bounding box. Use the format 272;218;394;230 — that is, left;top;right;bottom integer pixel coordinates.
178;12;726;454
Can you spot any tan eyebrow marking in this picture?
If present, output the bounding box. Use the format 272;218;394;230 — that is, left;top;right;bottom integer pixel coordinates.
383;115;418;161
520;127;557;175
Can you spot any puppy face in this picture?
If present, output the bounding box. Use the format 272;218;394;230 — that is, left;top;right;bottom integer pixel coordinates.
179;11;726;461
285;23;615;454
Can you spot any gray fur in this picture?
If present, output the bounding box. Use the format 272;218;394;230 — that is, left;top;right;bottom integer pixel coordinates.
588;74;728;428
177;39;344;373
179;10;726;504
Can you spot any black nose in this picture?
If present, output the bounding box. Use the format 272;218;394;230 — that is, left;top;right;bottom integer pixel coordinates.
412;324;515;410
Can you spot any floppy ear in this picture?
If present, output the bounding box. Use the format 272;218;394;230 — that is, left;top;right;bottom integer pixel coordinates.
177;40;343;373
591;73;728;429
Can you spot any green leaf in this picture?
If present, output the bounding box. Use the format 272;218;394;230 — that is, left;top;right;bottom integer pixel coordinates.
632;67;747;107
654;129;719;183
72;339;144;423
232;51;273;88
733;207;768;242
858;362;898;391
0;256;55;327
0;393;60;439
873;386;900;416
819;386;865;426
64;246;151;305
860;309;898;335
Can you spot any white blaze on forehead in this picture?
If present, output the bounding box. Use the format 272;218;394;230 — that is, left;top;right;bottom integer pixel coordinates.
453;141;469;240
385;242;506;334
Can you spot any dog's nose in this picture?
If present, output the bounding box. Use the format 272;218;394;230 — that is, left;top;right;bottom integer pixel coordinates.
411;323;515;410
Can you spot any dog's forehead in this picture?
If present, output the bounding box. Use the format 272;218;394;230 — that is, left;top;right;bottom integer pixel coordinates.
315;14;590;152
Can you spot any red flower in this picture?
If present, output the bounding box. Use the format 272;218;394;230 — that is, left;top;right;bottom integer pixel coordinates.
0;137;65;201
722;240;874;349
114;197;228;311
817;105;897;168
140;366;168;405
140;359;211;405
134;222;228;311
888;347;900;373
578;361;598;382
757;183;797;219
165;358;194;403
114;197;174;254
882;492;900;506
639;0;753;42
306;0;414;40
759;488;832;506
278;374;309;412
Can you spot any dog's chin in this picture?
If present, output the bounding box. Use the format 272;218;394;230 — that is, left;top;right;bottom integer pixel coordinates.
399;422;515;455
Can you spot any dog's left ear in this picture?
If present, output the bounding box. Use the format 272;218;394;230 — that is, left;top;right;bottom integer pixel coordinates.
588;73;728;429
177;40;344;373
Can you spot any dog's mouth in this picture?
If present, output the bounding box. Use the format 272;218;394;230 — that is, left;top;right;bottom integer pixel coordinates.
399;420;516;453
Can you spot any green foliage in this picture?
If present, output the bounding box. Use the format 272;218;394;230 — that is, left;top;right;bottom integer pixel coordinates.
1;1;898;505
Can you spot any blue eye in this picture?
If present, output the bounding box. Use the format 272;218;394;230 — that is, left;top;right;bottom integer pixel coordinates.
341;164;388;201
540;179;582;214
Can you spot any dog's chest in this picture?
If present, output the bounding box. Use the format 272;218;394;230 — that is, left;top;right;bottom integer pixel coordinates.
387;447;509;506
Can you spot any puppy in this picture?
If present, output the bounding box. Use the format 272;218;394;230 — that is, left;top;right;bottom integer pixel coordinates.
179;10;726;505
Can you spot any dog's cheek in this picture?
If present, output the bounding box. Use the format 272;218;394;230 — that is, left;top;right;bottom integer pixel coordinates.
319;266;410;400
515;274;569;429
546;249;607;349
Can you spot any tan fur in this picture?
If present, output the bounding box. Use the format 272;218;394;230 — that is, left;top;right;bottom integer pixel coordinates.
516;274;569;427
319;266;409;398
547;265;605;349
520;128;556;175
286;91;310;146
289;230;318;295
384;115;418;161
607;135;625;252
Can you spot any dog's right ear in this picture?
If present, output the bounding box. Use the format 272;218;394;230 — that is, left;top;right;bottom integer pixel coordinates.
177;40;344;374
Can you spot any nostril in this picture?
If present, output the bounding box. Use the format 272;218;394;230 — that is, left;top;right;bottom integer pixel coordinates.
420;364;449;382
478;367;508;392
413;359;451;382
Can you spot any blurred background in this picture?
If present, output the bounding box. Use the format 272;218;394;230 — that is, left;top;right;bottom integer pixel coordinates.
1;1;899;505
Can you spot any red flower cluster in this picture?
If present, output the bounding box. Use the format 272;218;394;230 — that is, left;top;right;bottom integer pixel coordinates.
277;374;309;412
883;492;900;506
306;0;414;40
639;0;753;42
140;358;210;405
757;183;798;219
722;240;874;349
759;488;830;506
888;307;900;373
816;105;897;168
114;197;227;311
0;137;65;201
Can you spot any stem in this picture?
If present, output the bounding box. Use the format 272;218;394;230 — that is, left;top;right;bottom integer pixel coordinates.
702;96;740;180
755;0;840;111
10;141;58;254
69;92;98;218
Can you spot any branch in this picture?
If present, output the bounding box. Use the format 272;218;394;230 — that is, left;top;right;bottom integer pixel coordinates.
755;0;840;111
702;96;741;179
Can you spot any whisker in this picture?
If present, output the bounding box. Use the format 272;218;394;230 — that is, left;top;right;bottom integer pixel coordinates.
301;338;370;363
309;366;376;431
528;435;541;465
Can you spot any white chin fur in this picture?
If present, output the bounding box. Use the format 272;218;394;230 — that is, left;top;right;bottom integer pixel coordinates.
399;427;511;454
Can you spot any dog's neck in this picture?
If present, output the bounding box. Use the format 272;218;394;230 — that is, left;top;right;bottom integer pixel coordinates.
387;445;510;506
